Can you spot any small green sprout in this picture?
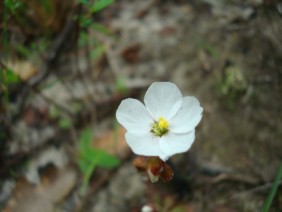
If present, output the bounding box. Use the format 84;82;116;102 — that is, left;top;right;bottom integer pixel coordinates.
77;128;120;193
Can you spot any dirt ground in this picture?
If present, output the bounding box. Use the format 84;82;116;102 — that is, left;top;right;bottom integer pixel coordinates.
1;0;282;211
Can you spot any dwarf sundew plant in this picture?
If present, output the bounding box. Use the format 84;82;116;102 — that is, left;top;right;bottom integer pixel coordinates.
116;82;203;182
116;82;203;161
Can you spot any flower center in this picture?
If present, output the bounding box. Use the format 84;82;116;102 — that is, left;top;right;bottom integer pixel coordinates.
151;117;169;137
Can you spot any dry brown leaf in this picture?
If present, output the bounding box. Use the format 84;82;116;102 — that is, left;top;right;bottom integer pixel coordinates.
6;60;38;81
92;127;130;160
120;43;142;64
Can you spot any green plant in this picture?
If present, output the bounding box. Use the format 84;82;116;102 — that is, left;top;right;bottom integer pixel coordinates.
216;65;248;109
0;67;20;106
78;0;115;51
3;0;21;54
49;105;73;130
263;162;282;211
77;128;120;193
220;66;247;95
79;0;114;13
197;39;219;59
0;68;20;85
115;76;128;95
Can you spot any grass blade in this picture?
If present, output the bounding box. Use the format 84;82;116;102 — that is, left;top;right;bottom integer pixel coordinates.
263;162;282;212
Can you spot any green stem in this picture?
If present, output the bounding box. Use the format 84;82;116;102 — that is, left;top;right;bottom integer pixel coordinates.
262;162;282;212
81;163;96;195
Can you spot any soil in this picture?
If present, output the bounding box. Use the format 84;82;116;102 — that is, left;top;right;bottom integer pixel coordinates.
1;0;282;211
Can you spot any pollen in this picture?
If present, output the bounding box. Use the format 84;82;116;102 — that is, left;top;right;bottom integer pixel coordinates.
151;117;169;137
158;117;169;130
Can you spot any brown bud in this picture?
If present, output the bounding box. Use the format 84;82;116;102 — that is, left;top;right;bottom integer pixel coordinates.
160;163;174;182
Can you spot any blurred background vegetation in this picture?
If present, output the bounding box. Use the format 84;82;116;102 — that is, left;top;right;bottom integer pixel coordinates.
1;0;282;211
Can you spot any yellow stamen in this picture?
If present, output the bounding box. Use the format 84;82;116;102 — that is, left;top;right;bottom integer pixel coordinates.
158;117;169;130
151;117;169;137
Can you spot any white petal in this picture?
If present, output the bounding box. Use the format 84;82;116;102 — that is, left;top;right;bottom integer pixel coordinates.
144;82;182;120
125;132;164;156
159;130;195;159
116;98;153;133
170;97;203;133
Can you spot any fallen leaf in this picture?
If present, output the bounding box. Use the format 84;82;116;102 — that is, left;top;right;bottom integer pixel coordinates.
92;126;130;160
6;60;38;81
120;44;142;64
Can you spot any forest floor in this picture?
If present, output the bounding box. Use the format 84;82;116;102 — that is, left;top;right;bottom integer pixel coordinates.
1;0;282;211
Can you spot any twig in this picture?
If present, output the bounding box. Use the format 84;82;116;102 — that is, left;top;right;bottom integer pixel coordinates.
31;86;73;117
0;60;73;117
8;5;80;119
231;180;282;199
73;4;97;127
29;5;78;87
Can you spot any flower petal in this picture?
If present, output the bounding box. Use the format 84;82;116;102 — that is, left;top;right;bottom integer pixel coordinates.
159;130;195;160
170;97;203;133
125;132;164;156
116;98;153;133
144;82;182;120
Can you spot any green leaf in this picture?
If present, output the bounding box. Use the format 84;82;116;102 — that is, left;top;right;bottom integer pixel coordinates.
115;77;128;95
80;16;92;28
78;159;92;173
59;118;72;129
49;105;59;119
15;44;31;58
77;127;120;192
78;158;97;194
90;0;114;13
90;45;106;59
91;149;120;168
78;128;93;153
79;148;120;168
263;162;282;212
5;69;19;83
0;68;20;85
78;0;90;5
78;160;87;173
5;0;22;13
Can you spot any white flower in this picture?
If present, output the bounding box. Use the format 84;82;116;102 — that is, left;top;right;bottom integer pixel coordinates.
116;82;203;161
